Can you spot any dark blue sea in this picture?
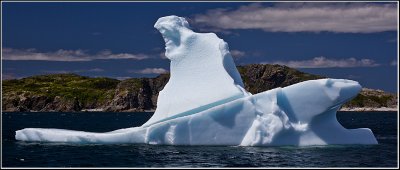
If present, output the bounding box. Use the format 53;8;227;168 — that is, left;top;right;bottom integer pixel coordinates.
2;111;398;167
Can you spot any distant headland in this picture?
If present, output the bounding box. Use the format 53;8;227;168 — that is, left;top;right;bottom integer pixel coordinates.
2;64;397;113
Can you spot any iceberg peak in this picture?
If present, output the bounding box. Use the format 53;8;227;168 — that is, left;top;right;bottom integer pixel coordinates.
143;16;247;126
154;15;192;59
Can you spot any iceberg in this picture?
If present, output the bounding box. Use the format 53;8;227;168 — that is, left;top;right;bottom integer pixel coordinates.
15;15;378;146
143;16;249;127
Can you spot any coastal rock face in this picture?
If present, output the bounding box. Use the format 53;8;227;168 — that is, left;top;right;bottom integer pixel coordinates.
2;93;82;112
40;96;82;112
103;74;170;112
344;88;398;108
104;79;154;112
238;64;324;94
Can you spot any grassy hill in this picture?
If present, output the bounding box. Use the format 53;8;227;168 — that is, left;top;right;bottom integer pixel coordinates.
2;74;118;111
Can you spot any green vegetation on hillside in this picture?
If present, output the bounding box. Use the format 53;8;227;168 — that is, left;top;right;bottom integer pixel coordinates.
344;89;397;108
2;74;119;106
237;64;324;94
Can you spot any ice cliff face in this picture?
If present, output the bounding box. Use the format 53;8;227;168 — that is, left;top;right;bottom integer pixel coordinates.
144;16;248;126
15;15;378;146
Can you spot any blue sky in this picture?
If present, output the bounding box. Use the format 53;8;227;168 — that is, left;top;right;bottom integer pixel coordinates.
2;2;398;93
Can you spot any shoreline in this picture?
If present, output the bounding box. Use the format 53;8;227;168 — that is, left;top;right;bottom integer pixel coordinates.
339;107;398;112
2;108;397;113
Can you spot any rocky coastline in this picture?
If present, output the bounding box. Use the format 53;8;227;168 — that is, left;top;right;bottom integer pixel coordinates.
2;64;397;112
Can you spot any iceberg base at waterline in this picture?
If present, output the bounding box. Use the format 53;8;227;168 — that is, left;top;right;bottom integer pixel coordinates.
15;79;377;146
15;15;378;146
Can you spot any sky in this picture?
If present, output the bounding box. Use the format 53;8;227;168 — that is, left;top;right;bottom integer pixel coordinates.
2;2;398;93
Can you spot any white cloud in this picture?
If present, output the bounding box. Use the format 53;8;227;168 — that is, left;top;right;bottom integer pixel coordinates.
87;68;104;72
40;70;70;74
387;38;397;43
347;74;361;79
73;68;104;73
264;56;380;68
230;50;246;58
390;60;397;66
158;48;245;60
159;52;167;59
129;68;169;74
2;48;149;61
40;68;104;74
2;73;18;80
115;76;133;80
193;2;397;33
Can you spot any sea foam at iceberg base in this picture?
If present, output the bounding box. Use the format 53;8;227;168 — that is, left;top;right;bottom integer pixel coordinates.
15;16;378;146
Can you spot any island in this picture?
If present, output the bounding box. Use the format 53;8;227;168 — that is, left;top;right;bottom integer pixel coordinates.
3;64;397;113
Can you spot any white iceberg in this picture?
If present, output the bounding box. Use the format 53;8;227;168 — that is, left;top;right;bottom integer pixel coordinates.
15;16;377;146
144;16;248;127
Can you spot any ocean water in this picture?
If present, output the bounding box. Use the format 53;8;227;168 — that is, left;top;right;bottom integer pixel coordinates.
2;111;398;167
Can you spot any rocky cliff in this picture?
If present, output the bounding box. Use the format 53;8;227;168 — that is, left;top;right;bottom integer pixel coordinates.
2;64;397;112
342;88;397;110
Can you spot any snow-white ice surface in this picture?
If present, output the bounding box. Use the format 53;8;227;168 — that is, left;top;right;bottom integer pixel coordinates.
143;16;248;127
15;16;378;146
